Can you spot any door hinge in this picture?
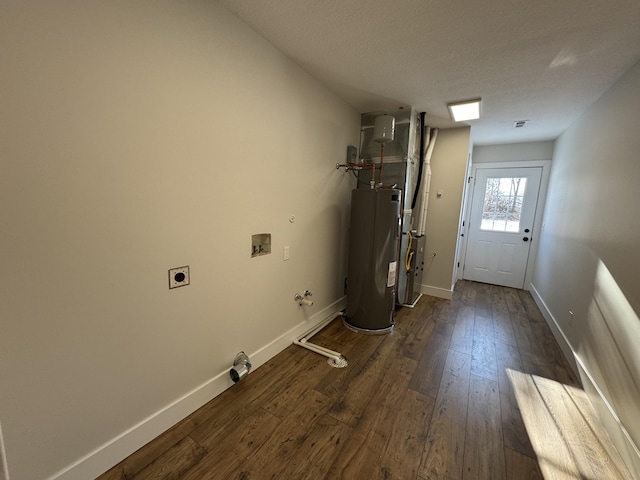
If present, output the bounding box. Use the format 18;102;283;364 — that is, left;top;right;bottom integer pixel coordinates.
468;176;472;183
457;262;460;268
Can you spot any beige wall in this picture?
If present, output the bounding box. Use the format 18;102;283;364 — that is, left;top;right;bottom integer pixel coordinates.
0;2;359;479
531;60;640;477
420;127;471;295
473;141;554;163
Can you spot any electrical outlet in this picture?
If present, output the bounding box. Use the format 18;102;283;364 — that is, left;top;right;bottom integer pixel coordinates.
284;245;290;261
169;266;190;289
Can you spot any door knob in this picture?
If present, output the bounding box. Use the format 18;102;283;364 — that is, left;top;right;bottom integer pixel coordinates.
523;237;529;242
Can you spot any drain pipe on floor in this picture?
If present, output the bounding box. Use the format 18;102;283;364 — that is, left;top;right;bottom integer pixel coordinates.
293;311;348;368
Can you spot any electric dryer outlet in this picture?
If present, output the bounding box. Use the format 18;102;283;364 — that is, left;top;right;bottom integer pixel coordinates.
169;266;190;289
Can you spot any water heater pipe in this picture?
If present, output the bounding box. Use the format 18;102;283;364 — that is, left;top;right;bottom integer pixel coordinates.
374;114;395;187
378;143;385;184
293;311;345;363
417;128;438;236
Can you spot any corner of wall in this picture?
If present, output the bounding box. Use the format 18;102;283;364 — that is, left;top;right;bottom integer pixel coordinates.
420;127;471;292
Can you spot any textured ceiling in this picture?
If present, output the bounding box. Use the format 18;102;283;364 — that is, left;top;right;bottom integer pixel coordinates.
217;0;640;145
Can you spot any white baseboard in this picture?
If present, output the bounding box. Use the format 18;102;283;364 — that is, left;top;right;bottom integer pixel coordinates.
576;361;640;480
0;421;8;480
419;284;453;300
529;283;640;479
49;298;346;480
528;283;579;377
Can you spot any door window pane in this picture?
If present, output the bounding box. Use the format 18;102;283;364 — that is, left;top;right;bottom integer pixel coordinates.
480;177;527;232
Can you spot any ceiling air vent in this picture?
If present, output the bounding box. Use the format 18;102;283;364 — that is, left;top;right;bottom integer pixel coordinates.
514;120;529;128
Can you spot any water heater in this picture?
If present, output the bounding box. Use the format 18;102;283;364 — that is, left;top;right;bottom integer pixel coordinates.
344;187;401;334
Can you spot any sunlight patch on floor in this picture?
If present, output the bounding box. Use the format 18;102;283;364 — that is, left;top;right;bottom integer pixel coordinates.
506;368;633;480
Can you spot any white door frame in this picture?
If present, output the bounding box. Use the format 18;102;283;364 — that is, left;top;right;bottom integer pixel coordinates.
453;153;473;287
458;160;551;290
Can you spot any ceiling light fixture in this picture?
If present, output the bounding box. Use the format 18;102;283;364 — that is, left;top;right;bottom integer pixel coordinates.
447;98;482;122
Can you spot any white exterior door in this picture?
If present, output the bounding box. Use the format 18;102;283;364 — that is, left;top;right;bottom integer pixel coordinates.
463;167;542;288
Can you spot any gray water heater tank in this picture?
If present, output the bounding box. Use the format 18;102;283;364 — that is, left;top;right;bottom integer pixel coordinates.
344;187;401;334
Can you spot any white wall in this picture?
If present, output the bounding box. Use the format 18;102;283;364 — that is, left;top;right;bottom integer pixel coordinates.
0;2;359;479
419;127;470;297
531;59;640;477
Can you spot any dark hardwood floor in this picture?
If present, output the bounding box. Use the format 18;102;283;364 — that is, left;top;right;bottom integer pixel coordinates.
98;280;633;480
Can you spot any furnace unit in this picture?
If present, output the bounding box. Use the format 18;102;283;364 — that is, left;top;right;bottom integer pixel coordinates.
358;108;427;307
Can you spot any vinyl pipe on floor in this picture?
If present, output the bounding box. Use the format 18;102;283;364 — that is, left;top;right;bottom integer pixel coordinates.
293;311;345;363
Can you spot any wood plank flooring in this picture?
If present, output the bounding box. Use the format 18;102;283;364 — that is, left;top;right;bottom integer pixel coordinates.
97;280;633;480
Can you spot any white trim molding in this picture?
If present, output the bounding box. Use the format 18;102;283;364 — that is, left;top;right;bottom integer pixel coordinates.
419;284;453;300
0;421;9;480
